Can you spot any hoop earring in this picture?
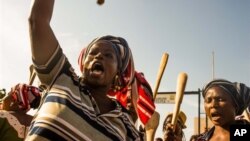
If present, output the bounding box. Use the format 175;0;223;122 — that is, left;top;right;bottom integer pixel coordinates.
113;75;121;92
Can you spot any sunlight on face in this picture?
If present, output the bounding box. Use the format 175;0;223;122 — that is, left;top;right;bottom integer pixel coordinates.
204;86;236;126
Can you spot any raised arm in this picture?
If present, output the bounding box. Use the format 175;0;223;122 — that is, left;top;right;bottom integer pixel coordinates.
28;0;58;65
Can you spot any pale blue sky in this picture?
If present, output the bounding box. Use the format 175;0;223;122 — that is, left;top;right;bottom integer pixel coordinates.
1;0;250;140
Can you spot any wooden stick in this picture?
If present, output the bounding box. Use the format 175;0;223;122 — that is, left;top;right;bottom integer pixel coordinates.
153;53;169;100
171;72;188;130
29;65;36;85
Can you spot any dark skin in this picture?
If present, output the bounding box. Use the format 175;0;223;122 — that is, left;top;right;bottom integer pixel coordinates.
163;116;183;141
82;41;119;114
204;86;236;141
82;41;118;88
0;89;33;126
1;85;24;112
1;95;20;111
29;0;119;114
74;41;122;115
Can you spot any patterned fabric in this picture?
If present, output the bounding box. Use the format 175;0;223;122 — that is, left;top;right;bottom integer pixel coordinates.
78;36;156;125
134;72;155;125
78;35;135;90
202;79;250;115
0;111;30;140
0;114;23;141
0;84;38;141
7;83;41;110
26;44;142;141
108;72;155;125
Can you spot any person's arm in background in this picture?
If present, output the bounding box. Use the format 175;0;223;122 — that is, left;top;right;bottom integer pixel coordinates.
163;117;183;141
28;0;58;65
0;83;41;111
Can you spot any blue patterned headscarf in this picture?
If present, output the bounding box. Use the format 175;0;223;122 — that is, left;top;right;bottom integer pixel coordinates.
202;79;250;115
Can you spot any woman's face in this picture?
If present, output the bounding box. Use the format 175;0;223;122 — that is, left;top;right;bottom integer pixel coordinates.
82;41;118;88
204;86;236;127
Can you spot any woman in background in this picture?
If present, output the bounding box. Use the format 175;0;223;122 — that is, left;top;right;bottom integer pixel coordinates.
162;111;187;141
196;79;250;141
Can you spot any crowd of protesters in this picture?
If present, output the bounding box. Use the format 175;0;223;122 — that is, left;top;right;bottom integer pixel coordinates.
1;0;250;141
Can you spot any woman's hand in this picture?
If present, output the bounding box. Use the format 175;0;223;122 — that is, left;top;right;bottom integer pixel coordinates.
163;123;183;141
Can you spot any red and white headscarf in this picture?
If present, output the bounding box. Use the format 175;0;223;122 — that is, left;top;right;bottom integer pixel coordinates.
107;71;156;125
5;83;41;111
78;35;135;91
131;72;156;125
78;35;155;125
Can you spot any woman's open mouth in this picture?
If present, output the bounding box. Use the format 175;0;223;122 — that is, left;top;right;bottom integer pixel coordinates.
91;62;104;76
210;112;222;121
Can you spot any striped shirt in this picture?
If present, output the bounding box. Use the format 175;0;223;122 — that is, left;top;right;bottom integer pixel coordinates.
25;45;142;141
